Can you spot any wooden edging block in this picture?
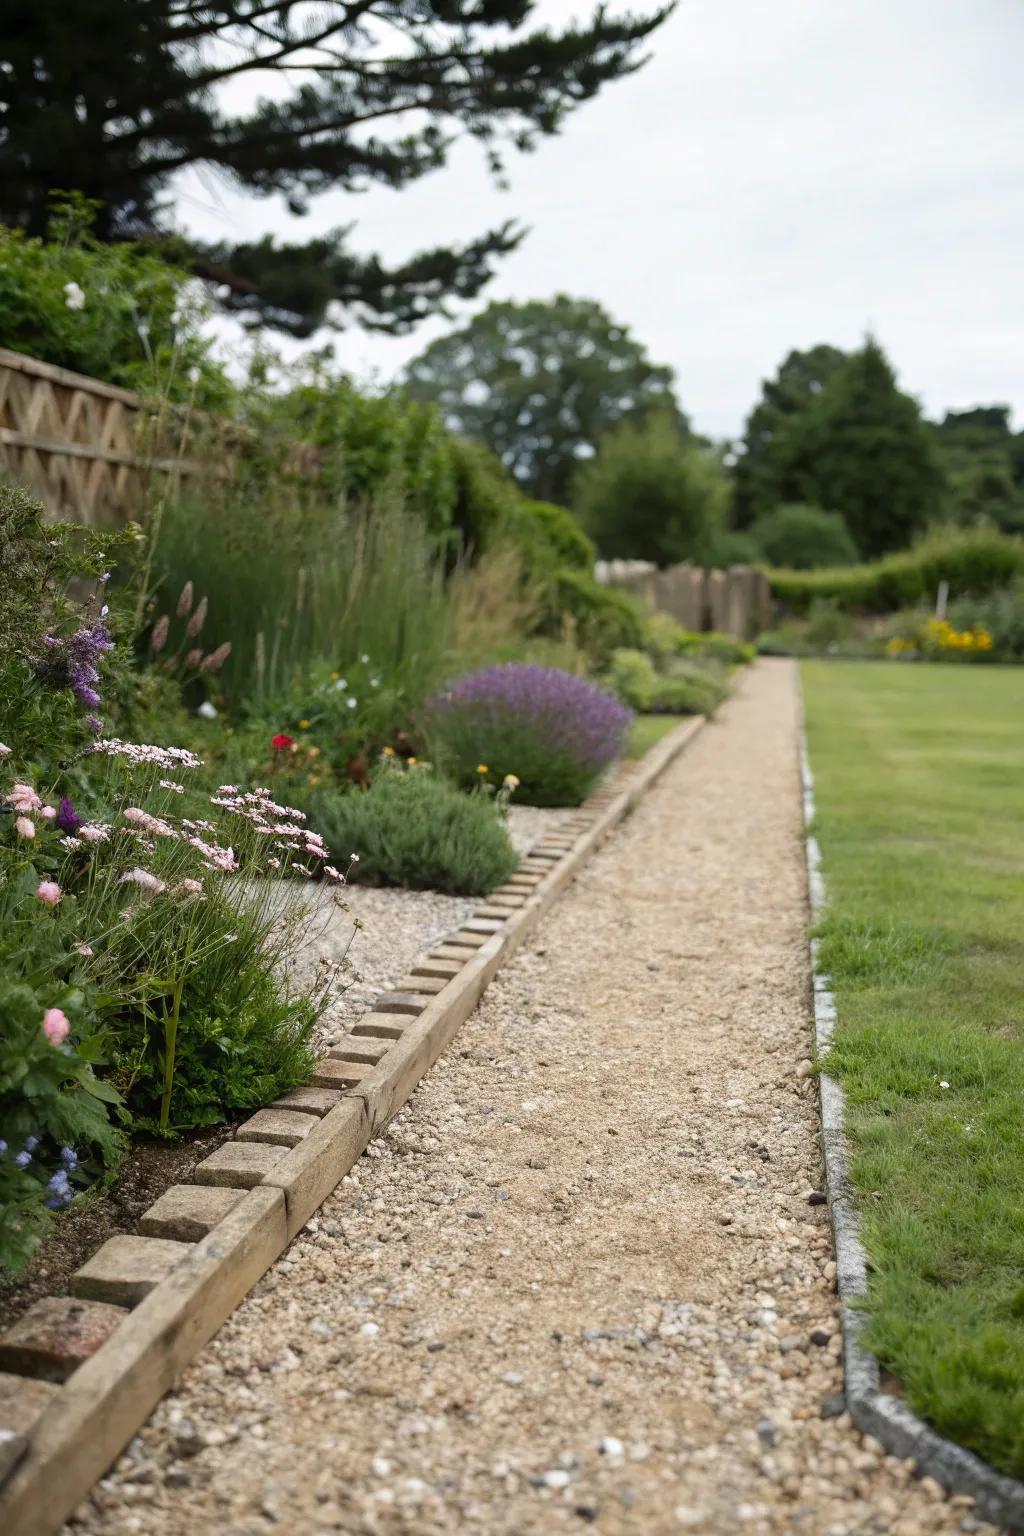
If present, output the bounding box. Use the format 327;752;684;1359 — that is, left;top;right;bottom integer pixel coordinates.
411;958;463;980
0;712;707;1536
0;1188;286;1536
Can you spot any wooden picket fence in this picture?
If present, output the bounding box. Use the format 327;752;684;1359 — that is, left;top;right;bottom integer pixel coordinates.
597;557;772;640
0;346;231;524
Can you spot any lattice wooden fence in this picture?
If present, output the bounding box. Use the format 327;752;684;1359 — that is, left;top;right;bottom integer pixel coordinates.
0;347;228;524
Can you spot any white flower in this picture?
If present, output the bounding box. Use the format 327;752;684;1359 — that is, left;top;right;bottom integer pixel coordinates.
939;1080;950;1090
187;365;201;386
196;701;218;720
64;281;86;311
0;743;11;757
360;654;369;664
332;678;347;691
370;676;380;688
347;697;358;709
119;867;166;898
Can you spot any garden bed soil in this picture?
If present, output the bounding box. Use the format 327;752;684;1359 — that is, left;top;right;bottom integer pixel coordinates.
0;1127;231;1336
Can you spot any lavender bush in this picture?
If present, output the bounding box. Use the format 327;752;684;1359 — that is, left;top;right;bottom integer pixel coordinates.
432;663;632;806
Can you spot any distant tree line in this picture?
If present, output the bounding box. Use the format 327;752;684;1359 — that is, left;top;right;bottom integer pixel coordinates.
405;299;1024;569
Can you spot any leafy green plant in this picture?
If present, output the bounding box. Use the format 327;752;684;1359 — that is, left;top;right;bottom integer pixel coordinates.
606;648;727;716
0;197;230;408
154;489;451;708
312;761;518;895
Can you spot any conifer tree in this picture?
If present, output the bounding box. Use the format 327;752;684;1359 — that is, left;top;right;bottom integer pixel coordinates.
0;0;669;337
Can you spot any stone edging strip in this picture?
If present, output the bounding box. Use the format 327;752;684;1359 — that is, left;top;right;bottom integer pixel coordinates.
797;690;1024;1535
0;713;705;1536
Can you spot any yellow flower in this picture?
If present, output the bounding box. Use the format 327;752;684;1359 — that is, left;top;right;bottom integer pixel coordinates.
476;763;489;774
503;773;520;788
306;745;321;758
329;671;339;681
299;719;311;729
408;756;417;766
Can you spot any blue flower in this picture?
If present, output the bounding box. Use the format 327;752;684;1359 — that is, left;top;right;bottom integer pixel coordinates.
0;1140;7;1155
25;1135;40;1151
61;1147;78;1168
15;1150;32;1168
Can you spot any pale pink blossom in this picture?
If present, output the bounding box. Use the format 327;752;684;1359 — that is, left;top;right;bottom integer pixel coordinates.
119;867;166;897
159;779;185;795
0;742;11;757
324;865;344;883
7;782;41;813
39;805;57;822
60;836;82;850
36;880;62;905
124;806;176;837
76;943;94;956
175;878;204;898
79;822;111;844
15;816;35;839
42;1007;70;1045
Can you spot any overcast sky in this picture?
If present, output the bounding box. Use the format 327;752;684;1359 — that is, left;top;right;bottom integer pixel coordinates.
174;0;1024;441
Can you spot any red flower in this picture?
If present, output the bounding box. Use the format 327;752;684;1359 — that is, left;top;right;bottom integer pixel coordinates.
271;733;294;751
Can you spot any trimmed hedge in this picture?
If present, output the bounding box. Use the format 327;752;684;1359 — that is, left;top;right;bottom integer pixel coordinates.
768;527;1024;615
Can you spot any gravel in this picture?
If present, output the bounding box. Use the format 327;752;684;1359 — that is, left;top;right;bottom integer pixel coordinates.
67;662;995;1536
279;802;566;1049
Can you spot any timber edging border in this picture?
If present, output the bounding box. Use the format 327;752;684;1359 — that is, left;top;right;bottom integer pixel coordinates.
0;713;706;1536
796;675;1024;1535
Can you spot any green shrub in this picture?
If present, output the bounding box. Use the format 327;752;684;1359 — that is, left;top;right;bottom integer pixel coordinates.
675;629;756;666
0;198;230;409
750;504;858;569
769;527;1024;615
311;765;518;895
549;569;645;661
606;648;728;716
510;499;596;572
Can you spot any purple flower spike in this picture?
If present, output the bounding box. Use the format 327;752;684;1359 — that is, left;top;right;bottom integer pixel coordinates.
56;796;83;834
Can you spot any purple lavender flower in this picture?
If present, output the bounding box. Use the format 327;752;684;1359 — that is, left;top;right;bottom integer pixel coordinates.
433;664;632;806
36;622;113;714
56;796;83;835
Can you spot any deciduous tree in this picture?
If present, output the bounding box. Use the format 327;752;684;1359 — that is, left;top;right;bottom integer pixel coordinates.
406;296;685;501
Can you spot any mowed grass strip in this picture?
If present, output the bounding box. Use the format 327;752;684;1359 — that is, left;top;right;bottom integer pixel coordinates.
627;713;678;758
802;660;1024;1479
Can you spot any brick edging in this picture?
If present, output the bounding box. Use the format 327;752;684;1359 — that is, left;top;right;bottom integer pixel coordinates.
0;713;705;1536
796;679;1024;1535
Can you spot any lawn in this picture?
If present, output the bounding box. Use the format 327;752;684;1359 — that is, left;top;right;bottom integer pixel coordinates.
627;713;678;758
802;661;1024;1478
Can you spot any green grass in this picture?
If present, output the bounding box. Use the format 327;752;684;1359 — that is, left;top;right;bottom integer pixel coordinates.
627;713;677;758
802;661;1024;1477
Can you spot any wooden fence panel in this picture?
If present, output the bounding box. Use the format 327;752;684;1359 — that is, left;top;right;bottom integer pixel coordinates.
0;347;226;524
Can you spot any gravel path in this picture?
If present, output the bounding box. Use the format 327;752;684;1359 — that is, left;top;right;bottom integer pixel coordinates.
69;661;993;1536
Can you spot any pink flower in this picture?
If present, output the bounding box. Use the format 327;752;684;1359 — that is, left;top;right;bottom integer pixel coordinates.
79;823;110;844
119;867;166;897
15;816;35;839
42;1007;70;1045
36;880;62;906
39;805;57;822
175;878;204;898
7;782;41;813
76;943;94;956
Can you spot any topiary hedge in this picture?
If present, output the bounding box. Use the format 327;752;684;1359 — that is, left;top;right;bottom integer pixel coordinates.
768;527;1024;615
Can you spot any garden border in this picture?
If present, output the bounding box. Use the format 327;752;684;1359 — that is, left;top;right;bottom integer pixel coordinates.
797;681;1024;1535
0;713;705;1536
